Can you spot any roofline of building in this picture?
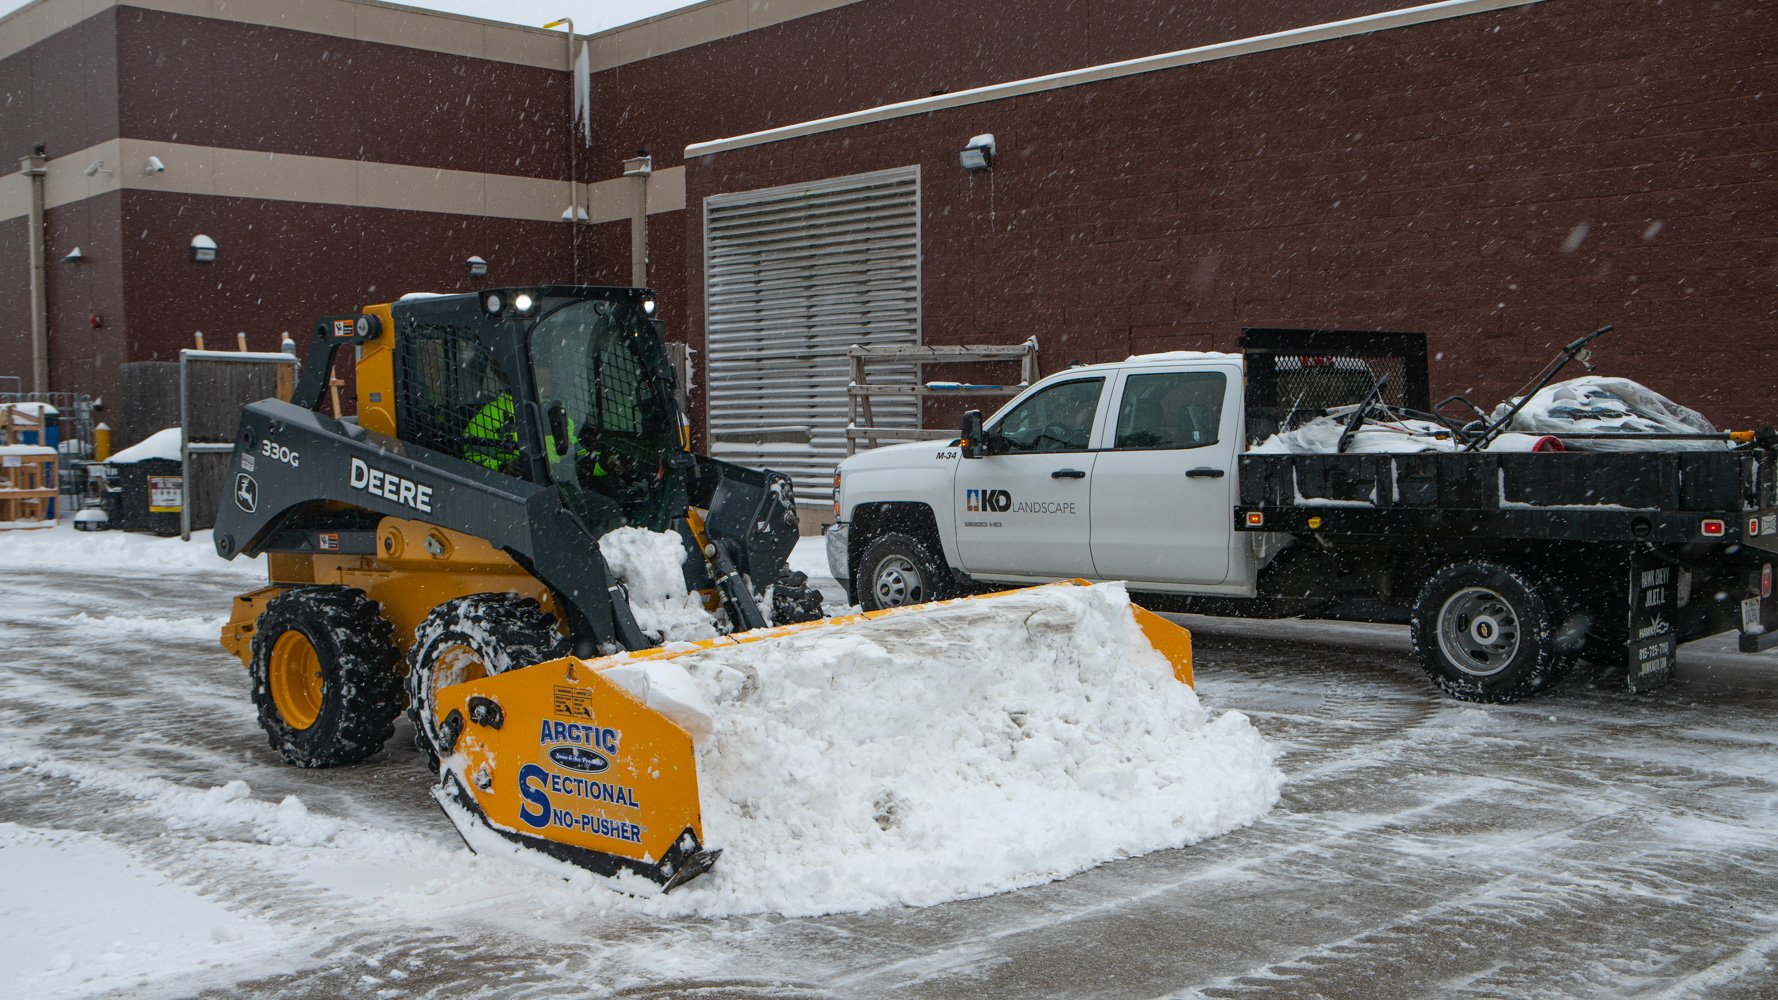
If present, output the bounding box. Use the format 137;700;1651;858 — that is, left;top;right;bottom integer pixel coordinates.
686;0;1546;159
0;0;863;70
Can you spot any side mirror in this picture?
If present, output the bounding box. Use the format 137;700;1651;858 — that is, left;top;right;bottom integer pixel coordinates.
960;409;986;459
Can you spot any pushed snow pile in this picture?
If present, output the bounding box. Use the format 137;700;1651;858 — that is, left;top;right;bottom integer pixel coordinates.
599;526;721;641
1252;414;1458;454
1496;376;1727;451
618;582;1281;917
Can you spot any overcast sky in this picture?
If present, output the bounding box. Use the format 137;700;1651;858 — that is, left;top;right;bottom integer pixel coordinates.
0;0;703;34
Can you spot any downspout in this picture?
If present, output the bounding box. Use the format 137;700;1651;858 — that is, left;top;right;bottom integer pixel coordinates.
543;18;579;282
623;153;653;287
22;146;49;392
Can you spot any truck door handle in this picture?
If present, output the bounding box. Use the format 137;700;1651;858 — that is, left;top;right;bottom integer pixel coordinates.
1051;468;1087;479
1186;467;1225;478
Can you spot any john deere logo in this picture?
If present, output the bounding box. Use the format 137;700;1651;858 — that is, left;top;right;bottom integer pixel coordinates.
234;473;258;513
966;488;1012;513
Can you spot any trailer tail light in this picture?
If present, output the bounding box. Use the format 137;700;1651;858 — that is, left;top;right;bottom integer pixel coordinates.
1245;511;1265;527
1751;516;1762;537
1764;563;1773;599
1700;518;1726;537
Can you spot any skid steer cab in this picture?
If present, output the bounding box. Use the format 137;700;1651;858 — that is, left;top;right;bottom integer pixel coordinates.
211;287;824;889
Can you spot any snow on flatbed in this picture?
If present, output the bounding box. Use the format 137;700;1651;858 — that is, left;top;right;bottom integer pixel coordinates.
1;526;1776;998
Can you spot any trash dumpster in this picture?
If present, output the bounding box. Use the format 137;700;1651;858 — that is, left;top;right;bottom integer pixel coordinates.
106;428;183;536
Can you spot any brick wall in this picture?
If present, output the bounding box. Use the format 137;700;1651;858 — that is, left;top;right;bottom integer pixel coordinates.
591;0;1394;174
686;0;1778;434
0;8;118;176
112;8;575;181
117;189;577;361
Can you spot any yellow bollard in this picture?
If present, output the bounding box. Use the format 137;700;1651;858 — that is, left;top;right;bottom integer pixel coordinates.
94;422;112;461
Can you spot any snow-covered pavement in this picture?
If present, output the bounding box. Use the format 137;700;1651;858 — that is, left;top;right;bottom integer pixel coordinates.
2;526;1776;998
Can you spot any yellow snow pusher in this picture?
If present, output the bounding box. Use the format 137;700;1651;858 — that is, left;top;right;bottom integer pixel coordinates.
428;584;1192;890
210;287;1193;891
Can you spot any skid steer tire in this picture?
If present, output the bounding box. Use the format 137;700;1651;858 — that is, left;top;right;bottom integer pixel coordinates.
248;587;402;768
407;594;568;768
1410;561;1574;704
858;532;953;612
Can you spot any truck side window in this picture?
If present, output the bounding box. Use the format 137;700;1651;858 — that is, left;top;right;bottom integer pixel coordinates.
1113;372;1226;450
994;378;1103;453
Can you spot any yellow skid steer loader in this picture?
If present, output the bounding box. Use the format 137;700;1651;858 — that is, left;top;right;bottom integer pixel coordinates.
212;287;1194;891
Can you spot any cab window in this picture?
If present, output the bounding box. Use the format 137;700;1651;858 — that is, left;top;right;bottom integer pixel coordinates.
1113;372;1226;450
994;378;1103;453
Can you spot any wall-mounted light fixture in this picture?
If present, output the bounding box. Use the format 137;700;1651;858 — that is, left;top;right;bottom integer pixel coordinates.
82;159;112;178
63;246;84;264
466;255;489;278
144;156;166;175
191;234;218;263
960;133;996;172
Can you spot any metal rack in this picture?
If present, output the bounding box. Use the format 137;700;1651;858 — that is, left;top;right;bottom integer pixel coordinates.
846;338;1039;454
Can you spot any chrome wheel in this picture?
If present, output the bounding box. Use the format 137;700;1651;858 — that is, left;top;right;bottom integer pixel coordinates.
872;555;928;607
1437;586;1521;677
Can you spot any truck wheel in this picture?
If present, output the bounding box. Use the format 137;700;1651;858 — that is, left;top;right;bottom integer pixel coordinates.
248;587;402;768
858;533;952;611
1410;562;1573;703
407;594;567;766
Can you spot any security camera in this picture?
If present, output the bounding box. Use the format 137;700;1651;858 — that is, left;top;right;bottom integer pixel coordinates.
144;156;166;175
63;247;85;264
82;159;110;178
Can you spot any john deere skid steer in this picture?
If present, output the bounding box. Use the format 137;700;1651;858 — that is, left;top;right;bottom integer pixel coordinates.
213;286;1195;892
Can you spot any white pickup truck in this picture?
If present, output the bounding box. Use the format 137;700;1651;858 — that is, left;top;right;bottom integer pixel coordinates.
826;331;1778;703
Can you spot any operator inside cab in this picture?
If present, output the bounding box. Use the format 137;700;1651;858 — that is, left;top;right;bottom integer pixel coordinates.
462;377;603;476
456;293;680;532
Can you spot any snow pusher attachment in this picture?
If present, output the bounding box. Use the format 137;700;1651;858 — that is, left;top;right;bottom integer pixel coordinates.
427;581;1193;892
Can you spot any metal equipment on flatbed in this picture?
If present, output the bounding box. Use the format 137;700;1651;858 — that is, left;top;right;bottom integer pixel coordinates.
212;287;1198;891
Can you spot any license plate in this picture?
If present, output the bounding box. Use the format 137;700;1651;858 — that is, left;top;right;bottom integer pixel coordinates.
1744;597;1763;632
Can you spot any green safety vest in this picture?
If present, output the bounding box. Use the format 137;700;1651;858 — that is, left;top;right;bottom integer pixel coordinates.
463;394;602;475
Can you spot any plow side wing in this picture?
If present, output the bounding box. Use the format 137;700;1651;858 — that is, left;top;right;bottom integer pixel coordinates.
434;660;716;891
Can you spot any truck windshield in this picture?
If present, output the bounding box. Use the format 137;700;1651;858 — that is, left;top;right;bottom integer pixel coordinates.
527;299;680;527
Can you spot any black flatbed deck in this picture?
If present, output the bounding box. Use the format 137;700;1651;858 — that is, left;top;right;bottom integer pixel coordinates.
1234;447;1778;552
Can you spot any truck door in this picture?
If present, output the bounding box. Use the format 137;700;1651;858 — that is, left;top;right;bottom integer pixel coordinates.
954;376;1104;579
1089;365;1240;586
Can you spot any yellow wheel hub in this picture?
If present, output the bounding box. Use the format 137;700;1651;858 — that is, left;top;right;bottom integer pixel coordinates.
269;630;325;730
432;644;489;702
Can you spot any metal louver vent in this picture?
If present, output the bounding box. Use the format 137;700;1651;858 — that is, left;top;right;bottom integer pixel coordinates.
703;167;921;502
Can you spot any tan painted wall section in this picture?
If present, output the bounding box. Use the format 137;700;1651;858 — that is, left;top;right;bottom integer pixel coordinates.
0;138;687;224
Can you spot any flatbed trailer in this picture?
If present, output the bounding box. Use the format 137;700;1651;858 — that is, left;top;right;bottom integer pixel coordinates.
1225;330;1778;698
